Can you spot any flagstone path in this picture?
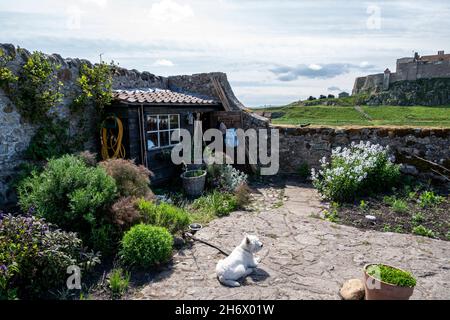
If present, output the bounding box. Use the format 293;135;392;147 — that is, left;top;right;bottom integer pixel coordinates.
134;179;450;300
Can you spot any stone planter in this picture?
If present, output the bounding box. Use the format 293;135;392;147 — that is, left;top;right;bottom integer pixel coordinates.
363;264;415;300
181;170;206;197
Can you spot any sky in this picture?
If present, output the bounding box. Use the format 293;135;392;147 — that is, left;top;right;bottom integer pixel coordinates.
0;0;449;107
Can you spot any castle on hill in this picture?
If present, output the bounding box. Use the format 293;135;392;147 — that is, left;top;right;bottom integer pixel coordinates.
353;51;450;95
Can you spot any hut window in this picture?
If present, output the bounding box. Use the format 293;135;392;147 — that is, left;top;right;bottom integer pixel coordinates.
146;114;180;150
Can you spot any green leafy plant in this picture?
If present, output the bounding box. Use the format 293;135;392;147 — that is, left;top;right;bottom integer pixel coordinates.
391;199;408;213
324;209;339;222
72;62;113;112
17;155;117;250
359;200;368;211
412;212;425;225
297;162;310;180
0;211;100;299
15;51;63;123
108;268;130;299
120;224;173;268
366;264;416;287
312;142;400;202
412;225;435;238
206;163;248;192
418;191;444;208
137;199;191;234
192;191;238;217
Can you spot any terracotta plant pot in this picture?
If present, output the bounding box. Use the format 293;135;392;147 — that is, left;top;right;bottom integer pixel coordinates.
363;264;415;300
181;170;206;197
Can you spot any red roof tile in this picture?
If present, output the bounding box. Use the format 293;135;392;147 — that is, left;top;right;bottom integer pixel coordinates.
113;89;218;105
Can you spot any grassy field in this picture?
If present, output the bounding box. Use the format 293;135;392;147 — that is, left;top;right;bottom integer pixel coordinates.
255;104;450;127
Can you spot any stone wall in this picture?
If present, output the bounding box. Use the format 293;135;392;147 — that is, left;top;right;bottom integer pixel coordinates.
276;125;450;181
0;43;245;207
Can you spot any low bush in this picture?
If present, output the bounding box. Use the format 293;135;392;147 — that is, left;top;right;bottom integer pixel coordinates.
100;159;153;198
311;141;400;202
0;212;100;299
120;224;173;268
137;199;190;234
192;191;238;217
206;163;247;192
110;196;142;230
17;155;117;249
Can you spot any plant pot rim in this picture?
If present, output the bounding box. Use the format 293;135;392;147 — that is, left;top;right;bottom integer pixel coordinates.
363;263;416;288
181;170;207;179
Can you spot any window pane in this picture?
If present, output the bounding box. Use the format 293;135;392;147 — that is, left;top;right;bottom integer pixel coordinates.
147;132;158;150
160;131;169;147
170;114;179;129
147;116;158;131
170;129;180;144
159;115;169;130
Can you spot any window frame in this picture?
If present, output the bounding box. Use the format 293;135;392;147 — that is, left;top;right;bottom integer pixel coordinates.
146;114;181;151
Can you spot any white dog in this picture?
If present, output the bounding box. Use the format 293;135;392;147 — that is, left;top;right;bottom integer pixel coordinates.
216;234;263;287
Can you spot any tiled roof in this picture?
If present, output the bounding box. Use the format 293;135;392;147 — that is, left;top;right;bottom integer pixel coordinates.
113;89;219;105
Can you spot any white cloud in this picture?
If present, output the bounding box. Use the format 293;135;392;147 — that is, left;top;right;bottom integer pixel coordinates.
153;59;175;67
81;0;108;8
148;0;194;23
308;64;323;71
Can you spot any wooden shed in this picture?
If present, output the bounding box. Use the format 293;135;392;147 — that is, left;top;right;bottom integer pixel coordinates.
106;88;243;184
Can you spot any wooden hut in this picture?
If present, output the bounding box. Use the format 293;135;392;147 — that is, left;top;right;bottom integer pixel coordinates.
106;88;242;183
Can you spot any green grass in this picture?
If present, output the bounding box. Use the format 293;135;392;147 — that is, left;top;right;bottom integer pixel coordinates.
366;264;416;287
108;268;130;299
255;104;450;127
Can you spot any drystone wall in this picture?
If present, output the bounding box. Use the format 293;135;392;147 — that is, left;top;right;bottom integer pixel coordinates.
276;126;450;182
0;43;244;207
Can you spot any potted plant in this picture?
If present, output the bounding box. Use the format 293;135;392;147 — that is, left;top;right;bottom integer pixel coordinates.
363;264;417;300
181;168;206;197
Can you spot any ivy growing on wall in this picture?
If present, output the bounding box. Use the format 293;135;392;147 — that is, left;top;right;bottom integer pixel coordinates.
0;49;18;94
15;51;63;123
71;61;114;114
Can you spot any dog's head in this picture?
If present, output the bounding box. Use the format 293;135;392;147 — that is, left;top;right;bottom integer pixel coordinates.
241;234;263;253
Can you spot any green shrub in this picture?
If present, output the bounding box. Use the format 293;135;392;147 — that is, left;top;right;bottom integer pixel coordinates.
297;162;310;180
100;159;153;198
418;191;444;208
366;264;416;287
137;199;190;234
391;199;408;213
192;191;238;217
206;163;247;192
18;155;117;249
412;225;435;238
108;268;130;299
0;212;100;299
120;224;173;268
312;141;400;202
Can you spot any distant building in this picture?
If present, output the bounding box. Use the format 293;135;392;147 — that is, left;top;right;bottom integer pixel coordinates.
338;92;349;98
353;50;450;95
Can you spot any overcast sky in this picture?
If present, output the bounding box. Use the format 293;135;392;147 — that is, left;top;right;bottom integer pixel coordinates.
1;0;449;107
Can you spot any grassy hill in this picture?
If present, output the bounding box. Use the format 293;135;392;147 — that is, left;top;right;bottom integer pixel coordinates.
253;103;450;127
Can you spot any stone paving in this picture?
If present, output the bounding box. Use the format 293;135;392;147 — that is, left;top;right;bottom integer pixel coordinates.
134;179;450;300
